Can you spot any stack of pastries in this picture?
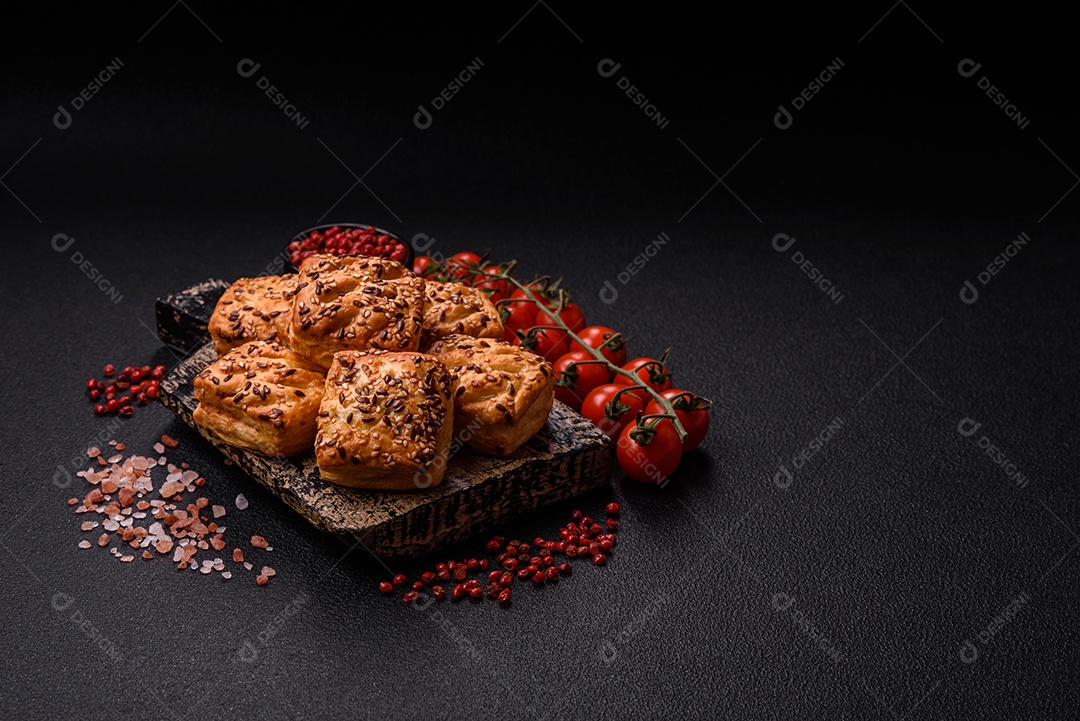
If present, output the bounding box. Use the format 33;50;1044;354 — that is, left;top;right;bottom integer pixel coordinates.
192;254;555;490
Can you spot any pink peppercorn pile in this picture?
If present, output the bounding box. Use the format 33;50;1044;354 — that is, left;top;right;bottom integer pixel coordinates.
288;225;409;266
87;363;167;417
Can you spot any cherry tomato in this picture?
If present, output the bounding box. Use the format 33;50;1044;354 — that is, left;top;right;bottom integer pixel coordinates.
445;251;483;283
515;328;566;363
474;266;510;303
615;357;673;394
570;325;628;369
503;299;537;335
536;302;587;347
413;256;432;275
509;283;558;312
645;389;711;451
552;351;610;411
616;419;682;484
580;384;646;440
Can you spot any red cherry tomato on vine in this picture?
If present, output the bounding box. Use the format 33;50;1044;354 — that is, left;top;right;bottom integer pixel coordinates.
615;357;673;394
503;299;537;335
552;351;610;411
473;266;509;303
570;326;628;370
509;283;558;312
413;256;432;275
645;389;711;451
536;302;587;347
515;328;566;363
616;419;682;484
445;251;483;283
580;384;646;440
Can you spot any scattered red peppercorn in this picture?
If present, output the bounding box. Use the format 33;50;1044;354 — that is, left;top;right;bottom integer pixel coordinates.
103;364;115;377
498;588;512;605
412;581;424;591
545;567;559;581
592;553;607;566
485;539;501;553
557;563;572;576
288;225;409;267
532;571;546;584
379;581;393;594
467;585;483;599
499;572;514;587
421;571;436;585
432;586;446;601
392;574;408;587
606;502;620;516
606;519;619;531
403;591;418;603
451;584;466;601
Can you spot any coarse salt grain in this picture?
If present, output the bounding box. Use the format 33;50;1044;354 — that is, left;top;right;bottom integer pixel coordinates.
212;505;226;518
78;540;92;549
235;494;248;510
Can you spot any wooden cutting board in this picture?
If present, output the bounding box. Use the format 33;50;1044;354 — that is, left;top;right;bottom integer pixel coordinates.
155;281;613;558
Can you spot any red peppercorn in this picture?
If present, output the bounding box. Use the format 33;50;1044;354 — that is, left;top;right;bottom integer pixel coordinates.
565;546;578;558
119;406;133;418
588;543;600;556
466;558;479;571
136;393;149;405
467;586;483;599
532;571;546;584
437;569;450;581
589;524;603;536
89;389;101;401
578;546;590;556
485;539;501;553
379;581;393;593
421;571;436;585
499;572;514;587
529;556;543;568
479;559;489;571
152;365;167;380
453;566;468;581
571;510;583;521
600;539;614;553
517;568;531;581
464;579;481;591
545;567;559;581
501;558;518;572
525;564;540;576
105;398;120;413
392;574;408;587
403;591;418;603
534;537;546;546
606;502;620;516
542;555;555;567
555;541;567;553
451;584;466;601
488;570;503;583
519;543;531;555
592;553;607;566
130;369;144;383
498;588;512;605
557;563;572;576
94;404;106;416
145;385;159;399
412;581;424;591
606;519;619;531
435;563;448;573
486;583;501;599
103;364;115;377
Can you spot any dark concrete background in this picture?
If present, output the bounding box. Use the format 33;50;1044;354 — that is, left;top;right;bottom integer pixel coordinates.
2;5;1077;719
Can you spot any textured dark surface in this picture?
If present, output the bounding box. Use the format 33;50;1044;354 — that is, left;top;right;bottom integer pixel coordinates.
159;342;612;557
2;6;1078;721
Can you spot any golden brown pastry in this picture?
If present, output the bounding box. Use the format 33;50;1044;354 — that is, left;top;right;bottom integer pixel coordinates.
420;281;503;350
287;255;425;370
426;335;554;456
315;350;456;490
192;341;326;457
208;275;298;355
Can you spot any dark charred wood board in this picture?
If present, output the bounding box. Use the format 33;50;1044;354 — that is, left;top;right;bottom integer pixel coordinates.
156;284;613;559
155;279;230;353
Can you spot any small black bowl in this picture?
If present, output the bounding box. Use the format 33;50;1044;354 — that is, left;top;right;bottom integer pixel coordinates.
286;223;413;272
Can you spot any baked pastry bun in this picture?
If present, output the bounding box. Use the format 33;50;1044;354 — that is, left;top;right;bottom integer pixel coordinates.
420;281;503;350
208;274;298;355
315;350;456;490
192;341;326;457
288;255;425;370
426;335;554;456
